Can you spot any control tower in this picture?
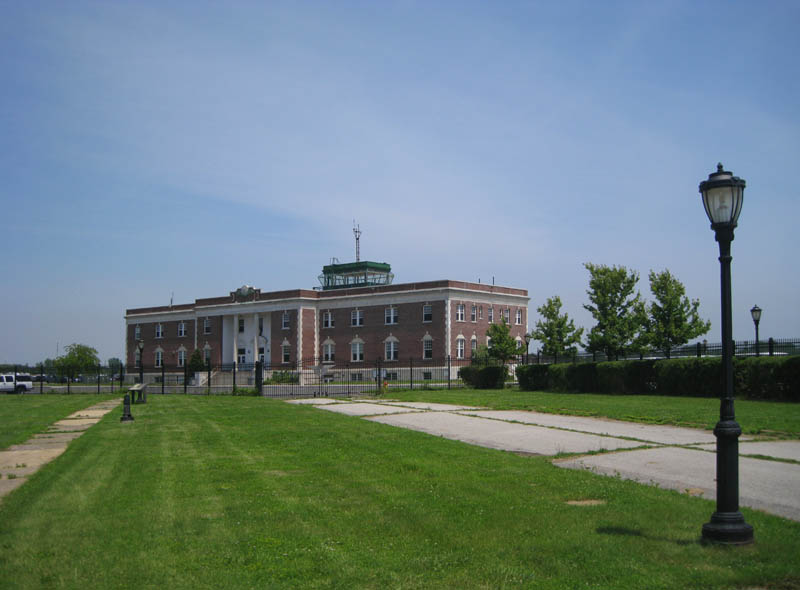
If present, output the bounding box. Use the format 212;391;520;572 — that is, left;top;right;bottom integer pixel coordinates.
317;223;394;290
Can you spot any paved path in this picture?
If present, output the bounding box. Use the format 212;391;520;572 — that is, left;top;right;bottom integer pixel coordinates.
288;398;800;522
0;399;121;502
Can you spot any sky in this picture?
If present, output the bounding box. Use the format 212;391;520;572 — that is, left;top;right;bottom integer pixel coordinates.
1;0;798;365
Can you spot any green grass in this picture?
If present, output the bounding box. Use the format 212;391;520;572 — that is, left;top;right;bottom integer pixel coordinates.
0;394;119;449
381;388;800;437
1;395;799;589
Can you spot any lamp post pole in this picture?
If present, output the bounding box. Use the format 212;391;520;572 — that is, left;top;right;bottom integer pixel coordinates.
699;163;753;545
750;305;761;357
138;340;144;385
524;334;531;365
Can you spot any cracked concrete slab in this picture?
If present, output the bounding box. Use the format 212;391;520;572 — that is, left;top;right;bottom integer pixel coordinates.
367;412;647;455
556;446;800;522
379;401;482;411
458;410;718;445
694;440;800;462
285;398;346;405
317;403;423;416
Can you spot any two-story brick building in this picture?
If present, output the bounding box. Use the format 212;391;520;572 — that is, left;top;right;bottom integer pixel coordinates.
124;261;529;379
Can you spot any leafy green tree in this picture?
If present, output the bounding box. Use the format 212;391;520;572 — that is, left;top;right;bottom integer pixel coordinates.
107;358;123;374
471;344;491;363
486;319;522;366
644;269;711;358
530;296;584;359
188;349;206;373
583;263;647;359
55;344;100;378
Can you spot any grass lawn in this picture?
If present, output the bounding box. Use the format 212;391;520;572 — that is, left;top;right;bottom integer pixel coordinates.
1;395;799;589
381;388;800;437
0;394;119;449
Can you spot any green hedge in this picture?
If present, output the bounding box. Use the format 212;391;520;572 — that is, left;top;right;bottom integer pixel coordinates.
516;356;799;401
459;365;507;389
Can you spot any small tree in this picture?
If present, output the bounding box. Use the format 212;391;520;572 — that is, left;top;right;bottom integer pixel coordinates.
583;263;647;359
644;269;711;358
55;344;100;379
487;319;521;366
531;295;584;359
107;358;123;375
188;349;206;374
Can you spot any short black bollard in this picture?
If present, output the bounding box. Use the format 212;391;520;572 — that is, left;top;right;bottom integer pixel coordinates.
120;394;134;422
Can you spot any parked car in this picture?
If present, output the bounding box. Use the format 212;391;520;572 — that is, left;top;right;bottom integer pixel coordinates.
0;374;33;393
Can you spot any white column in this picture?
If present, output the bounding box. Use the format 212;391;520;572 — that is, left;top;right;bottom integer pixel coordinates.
233;313;238;365
253;312;259;364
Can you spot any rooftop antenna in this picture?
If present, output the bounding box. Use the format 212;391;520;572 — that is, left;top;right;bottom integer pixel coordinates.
353;220;362;262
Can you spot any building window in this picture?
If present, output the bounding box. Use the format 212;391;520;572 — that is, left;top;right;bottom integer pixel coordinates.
282;343;291;364
471;338;478;355
456;304;465;322
155;350;163;368
238;318;245;333
178;321;186;337
516;309;522;325
479;305;483;320
155;323;163;338
423;338;433;360
237;348;246;364
322;311;334;328
487;337;493;349
178;349;186;367
385;340;398;361
351;372;364;382
204;317;211;334
258;347;265;363
423;305;432;323
203;348;211;365
471;305;477;322
134;349;141;368
488;307;494;323
351;341;364;362
323;342;335;363
134;325;141;340
351;309;364;326
456;337;465;359
385;307;398;325
504;308;510;324
281;311;290;330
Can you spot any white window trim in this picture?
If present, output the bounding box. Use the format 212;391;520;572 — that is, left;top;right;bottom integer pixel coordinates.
134;325;141;340
155;323;163;339
178;321;186;337
422;304;433;323
351;309;364;327
385;306;398;325
456;304;465;322
470;306;477;322
282;311;290;330
456;337;466;359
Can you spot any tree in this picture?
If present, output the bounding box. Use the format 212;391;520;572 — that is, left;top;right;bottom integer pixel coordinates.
644;269;711;358
530;296;584;359
55;344;100;378
583;263;647;359
188;349;206;373
107;358;123;375
486;319;521;366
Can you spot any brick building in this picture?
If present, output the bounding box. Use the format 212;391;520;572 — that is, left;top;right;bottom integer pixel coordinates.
124;261;529;378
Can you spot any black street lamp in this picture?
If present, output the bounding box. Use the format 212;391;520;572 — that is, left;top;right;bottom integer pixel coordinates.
750;305;762;357
524;333;531;365
699;163;753;545
137;340;145;385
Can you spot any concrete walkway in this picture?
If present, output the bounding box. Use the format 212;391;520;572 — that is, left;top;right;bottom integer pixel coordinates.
0;399;121;502
288;398;800;522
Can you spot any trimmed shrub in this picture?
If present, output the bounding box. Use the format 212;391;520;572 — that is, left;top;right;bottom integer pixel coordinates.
547;364;569;392
597;360;657;394
459;365;507;389
735;356;800;402
516;364;549;391
654;358;720;397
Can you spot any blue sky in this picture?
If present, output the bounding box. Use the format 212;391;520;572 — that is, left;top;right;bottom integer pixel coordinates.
1;0;798;365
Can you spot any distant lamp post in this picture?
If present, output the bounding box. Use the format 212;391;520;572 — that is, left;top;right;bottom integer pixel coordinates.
750;305;762;357
699;163;753;545
524;334;531;365
137;340;145;385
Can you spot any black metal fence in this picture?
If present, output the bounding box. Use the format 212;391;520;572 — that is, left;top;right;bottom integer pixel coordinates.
121;356;478;398
524;337;800;365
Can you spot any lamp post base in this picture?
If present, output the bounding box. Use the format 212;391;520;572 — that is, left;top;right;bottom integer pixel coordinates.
702;512;753;545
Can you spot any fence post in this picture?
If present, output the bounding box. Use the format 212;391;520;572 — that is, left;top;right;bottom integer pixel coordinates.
376;358;381;394
39;364;44;394
67;370;71;395
207;361;211;395
233;362;237;393
97;364;101;394
447;355;451;390
697;342;702;358
184;363;188;395
120;366;124;392
768;337;774;356
255;361;263;395
410;357;414;391
161;363;165;394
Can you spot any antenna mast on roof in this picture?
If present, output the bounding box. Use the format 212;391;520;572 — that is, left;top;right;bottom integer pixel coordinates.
353;220;361;262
